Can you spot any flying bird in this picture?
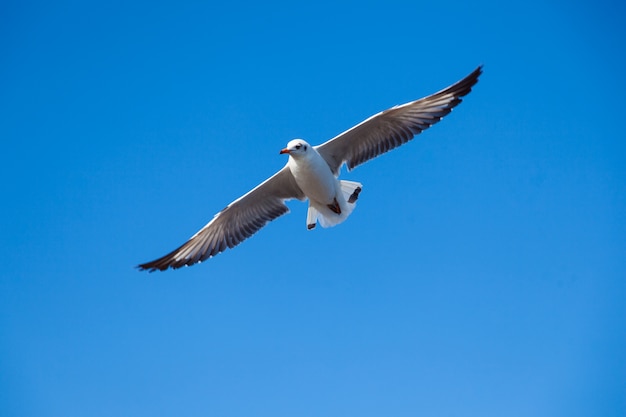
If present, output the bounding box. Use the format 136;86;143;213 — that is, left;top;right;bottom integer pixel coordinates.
138;66;482;271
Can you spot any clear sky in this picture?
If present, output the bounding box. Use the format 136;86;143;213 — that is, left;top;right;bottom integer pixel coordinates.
1;0;625;416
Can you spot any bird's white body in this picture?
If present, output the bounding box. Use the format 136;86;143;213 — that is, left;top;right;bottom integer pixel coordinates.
282;139;362;229
286;144;337;204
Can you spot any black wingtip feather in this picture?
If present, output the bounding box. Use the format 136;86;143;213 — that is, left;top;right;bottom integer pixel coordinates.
338;65;482;172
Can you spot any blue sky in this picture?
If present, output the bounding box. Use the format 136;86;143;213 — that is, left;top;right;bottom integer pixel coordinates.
1;0;625;416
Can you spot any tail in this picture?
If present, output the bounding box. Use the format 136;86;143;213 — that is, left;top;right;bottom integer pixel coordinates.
307;180;362;229
340;180;362;204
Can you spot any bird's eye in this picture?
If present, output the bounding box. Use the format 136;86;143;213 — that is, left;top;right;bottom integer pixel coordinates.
295;144;301;150
304;145;307;150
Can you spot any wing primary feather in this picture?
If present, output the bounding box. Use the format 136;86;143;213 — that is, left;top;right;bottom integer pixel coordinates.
137;167;304;272
316;66;482;174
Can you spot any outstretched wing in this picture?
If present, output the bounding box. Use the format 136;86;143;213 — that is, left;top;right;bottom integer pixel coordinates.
138;165;304;272
315;66;482;175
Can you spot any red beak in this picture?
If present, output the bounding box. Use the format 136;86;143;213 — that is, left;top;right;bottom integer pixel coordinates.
279;148;290;154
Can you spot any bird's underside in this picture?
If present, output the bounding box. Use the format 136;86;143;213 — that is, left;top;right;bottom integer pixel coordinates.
138;66;482;271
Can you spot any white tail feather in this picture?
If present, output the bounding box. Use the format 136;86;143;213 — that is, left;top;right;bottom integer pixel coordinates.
306;205;319;230
340;180;362;203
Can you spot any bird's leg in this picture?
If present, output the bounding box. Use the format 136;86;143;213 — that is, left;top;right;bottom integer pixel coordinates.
327;198;341;215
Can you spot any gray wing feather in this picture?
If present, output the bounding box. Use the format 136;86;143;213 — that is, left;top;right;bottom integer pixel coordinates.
138;165;304;272
315;66;482;174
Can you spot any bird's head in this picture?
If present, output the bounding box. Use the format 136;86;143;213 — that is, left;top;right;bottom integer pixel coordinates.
279;139;311;158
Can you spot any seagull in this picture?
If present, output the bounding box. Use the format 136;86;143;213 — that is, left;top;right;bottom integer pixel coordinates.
138;66;482;271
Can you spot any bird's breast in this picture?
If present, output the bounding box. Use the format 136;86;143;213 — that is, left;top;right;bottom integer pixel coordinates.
288;154;338;204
